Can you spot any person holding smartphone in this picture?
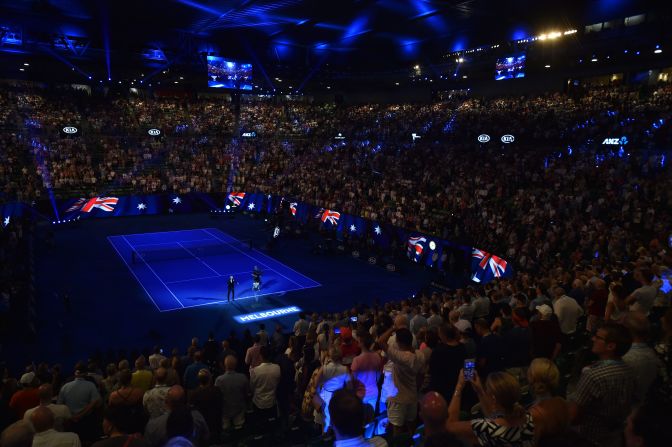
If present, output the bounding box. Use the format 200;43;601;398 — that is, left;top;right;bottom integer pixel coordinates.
446;369;535;446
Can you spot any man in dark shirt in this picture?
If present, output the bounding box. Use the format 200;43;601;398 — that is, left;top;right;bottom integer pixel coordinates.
474;318;505;379
504;308;531;368
428;324;466;402
529;305;562;360
188;369;222;441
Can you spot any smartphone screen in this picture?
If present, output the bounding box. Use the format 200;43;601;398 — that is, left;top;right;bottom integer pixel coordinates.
464;359;476;381
350;316;358;322
334;327;341;334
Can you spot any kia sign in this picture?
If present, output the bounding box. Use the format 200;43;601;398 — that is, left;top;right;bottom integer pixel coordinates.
147;128;161;136
501;134;515;143
62;126;78;134
477;134;490;143
602;137;628;145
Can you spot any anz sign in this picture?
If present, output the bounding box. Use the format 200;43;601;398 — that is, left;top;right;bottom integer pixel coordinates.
602;137;628;145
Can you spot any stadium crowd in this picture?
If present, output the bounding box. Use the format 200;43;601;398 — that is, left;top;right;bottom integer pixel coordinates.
0;80;671;446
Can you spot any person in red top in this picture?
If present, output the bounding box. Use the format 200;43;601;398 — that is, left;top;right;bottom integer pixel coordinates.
339;327;361;365
9;372;40;419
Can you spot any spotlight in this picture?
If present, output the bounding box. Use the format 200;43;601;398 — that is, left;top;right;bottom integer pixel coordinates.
544;64;551;68
591;57;598;62
23;63;29;66
654;48;662;54
19;68;25;72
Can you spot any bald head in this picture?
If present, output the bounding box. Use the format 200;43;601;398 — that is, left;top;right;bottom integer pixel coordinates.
420;392;448;436
0;420;34;447
30;406;54;433
155;367;167;385
166;385;186;409
37;384;53;404
224;355;237;371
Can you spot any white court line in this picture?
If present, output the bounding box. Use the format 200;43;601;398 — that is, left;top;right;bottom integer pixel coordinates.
201;228;304;289
165;271;253;285
176;242;221;276
121;235;184;308
204;228;321;286
133;238;215;248
107;237;172;312
119;228;210;237
174;284;321;311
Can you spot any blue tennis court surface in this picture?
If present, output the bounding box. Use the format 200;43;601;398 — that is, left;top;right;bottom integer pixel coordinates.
108;228;321;312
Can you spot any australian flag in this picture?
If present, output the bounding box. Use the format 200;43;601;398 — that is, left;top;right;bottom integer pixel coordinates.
338;214;365;237
407;236;427;262
227;192;246;207
471;248;512;283
321;209;341;228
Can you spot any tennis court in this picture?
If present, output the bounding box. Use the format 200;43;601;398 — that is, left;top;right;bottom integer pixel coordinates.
108;228;321;312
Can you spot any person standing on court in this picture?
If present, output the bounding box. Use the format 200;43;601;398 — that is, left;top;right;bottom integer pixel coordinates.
227;276;237;302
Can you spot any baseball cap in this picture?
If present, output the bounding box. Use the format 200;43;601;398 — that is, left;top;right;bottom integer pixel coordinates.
536;304;553;318
20;372;35;385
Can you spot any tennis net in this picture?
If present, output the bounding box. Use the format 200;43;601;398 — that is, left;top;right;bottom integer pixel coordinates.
131;239;252;263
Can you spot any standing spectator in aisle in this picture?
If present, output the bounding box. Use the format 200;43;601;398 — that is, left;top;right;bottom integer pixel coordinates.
215;355;249;432
293;313;310;350
249;346;280;423
23;384;71;431
623;312;661;403
182;352;207;392
58;363;101;444
189;369;222;441
428;324;466;403
329;389;388;447
377;325;427;436
9;373;40;419
627;268;658;316
131;357;153;392
552;287;583;344
569;322;635;446
148;347;166;371
529;305;562;359
474;318;505;379
350;333;383;411
30;406;81;447
143;368;170;419
144;385;209;447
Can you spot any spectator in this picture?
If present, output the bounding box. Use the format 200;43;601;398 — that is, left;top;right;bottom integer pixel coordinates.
314;345;350;433
57;363;101;443
23;384;71;431
378;326;427;436
428;324;466;403
624;398;671;447
350;333;382;411
474;318;505;379
9;373;40;420
91;406;149;447
339;327;361;365
245;335;263;370
30;406;81;447
130;357;153;393
0;420;34;447
447;370;534;446
623;312;661;403
249;346;280;423
214;355;249;432
188;369;222;440
504;308;532;372
551;287;584;340
148;347;166;371
526;358;569;441
328;389;387;447
569;322;636;446
142;367;170;419
418;392;448;439
143;385;209;447
627;268;658;316
182;352;207;391
605;283;629;323
529;305;562;360
293;313;310;349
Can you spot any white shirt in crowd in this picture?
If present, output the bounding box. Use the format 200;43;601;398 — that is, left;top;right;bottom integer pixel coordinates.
250;362;281;409
553;295;584;335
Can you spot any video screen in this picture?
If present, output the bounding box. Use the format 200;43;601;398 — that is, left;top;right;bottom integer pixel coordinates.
207;56;253;90
495;54;526;80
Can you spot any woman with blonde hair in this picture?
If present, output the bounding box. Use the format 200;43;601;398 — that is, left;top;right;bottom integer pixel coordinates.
447;370;534;446
526;358;571;443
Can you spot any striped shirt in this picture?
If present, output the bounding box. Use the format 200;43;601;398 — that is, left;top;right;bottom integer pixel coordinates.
471;413;535;446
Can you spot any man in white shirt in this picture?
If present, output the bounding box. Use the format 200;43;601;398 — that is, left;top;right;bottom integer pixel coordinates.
552;287;584;335
143;367;171;419
24;384;71;432
249;346;281;422
627;268;658;316
148;346;166;370
30;406;81;447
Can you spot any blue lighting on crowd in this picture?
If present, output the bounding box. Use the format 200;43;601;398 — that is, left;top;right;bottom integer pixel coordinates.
661;155;666;168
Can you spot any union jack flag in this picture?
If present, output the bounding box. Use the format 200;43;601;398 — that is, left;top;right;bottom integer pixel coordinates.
321;209;340;226
289;202;297;216
471;248;511;283
228;192;246;206
407;236;427;262
68;197;119;213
